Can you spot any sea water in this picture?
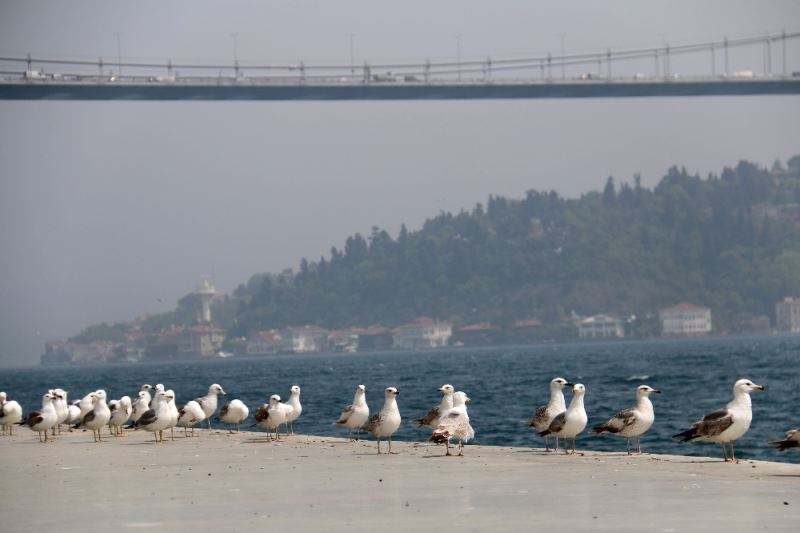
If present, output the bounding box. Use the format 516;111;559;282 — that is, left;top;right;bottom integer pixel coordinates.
2;335;798;463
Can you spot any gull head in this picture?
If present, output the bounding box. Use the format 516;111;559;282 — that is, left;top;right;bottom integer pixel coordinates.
385;387;399;397
551;377;571;389
141;384;153;392
0;392;5;403
734;379;764;394
210;384;226;396
289;385;301;394
137;391;149;401
94;390;107;401
453;391;471;406
43;392;57;403
438;384;455;394
637;385;661;397
571;383;586;395
269;394;282;405
155;384;165;393
356;384;366;394
164;390;175;404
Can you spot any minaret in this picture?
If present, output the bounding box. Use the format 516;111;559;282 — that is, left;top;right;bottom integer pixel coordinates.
195;279;216;323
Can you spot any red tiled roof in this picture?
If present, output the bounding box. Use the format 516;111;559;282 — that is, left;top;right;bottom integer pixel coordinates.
458;322;495;332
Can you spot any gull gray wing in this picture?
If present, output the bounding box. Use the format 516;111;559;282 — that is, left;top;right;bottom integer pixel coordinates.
541;411;567;436
336;404;354;424
529;404;549;428
416;406;440;427
593;408;636;434
366;412;381;433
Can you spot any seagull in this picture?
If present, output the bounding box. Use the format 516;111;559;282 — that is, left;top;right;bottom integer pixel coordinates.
20;392;58;442
66;401;81;431
149;384;165;409
366;387;402;454
165;389;180;441
257;394;288;441
283;385;302;435
673;378;765;462
335;384;370;441
77;391;96;420
194;384;226;429
135;390;174;443
593;385;660;454
416;384;455;428
177;400;206;437
78;390;112;443
131;391;151;425
429;391;475;456
108;396;132;437
528;377;571;451
217;399;249;433
0;392;23;436
769;428;800;452
538;383;588;454
49;389;69;435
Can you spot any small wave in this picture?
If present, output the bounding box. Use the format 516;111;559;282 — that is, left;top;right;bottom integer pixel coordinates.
625;374;650;381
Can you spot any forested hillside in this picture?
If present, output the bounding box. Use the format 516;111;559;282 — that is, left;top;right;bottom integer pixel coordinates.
228;156;800;337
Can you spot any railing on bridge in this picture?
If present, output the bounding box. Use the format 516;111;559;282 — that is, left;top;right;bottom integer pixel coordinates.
2;31;799;86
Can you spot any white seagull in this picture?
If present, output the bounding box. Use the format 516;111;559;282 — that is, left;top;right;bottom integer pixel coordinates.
217;399;249;433
79;390;112;443
283;385;302;435
528;377;571;451
0;392;23;436
416;384;454;428
674;378;764;462
20;392;58;442
194;384;226;429
366;387;402;454
131;390;151;425
108;395;132;437
335;384;370;441
593;385;660;454
429;391;475;456
135;390;174;443
177;400;206;437
538;383;588;454
49;388;69;435
769;428;800;452
254;394;288;441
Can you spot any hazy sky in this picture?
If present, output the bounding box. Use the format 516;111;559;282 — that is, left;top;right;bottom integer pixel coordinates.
1;1;799;367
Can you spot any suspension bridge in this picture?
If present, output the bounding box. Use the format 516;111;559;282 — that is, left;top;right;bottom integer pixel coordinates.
1;31;799;100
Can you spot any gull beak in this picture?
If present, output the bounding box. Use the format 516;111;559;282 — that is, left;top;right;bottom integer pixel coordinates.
466;398;472;404
395;390;400;395
754;384;765;391
653;389;662;394
564;383;574;387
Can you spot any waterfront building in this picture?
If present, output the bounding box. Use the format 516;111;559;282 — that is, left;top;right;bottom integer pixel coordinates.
392;317;452;349
352;326;393;352
245;330;281;355
776;297;800;333
279;325;329;354
660;303;712;337
178;324;226;358
578;314;625;339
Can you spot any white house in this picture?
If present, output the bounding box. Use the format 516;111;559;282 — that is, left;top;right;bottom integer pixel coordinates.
578;314;625;339
393;317;452;349
178;325;227;358
245;330;281;356
776;297;800;333
279;326;328;354
660;303;712;337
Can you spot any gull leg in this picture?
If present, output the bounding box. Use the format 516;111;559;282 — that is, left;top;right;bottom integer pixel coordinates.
377;437;381;454
720;442;728;462
544;435;550;452
458;439;464;457
388;436;398;454
637;436;642;455
730;442;737;463
627;438;631;455
555;436;560;453
445;439;452;456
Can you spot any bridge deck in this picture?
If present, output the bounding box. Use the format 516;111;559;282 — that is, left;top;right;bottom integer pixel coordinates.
1;78;799;100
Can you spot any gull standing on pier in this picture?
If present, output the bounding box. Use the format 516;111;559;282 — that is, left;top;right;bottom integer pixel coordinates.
257;394;288;441
673;378;764;462
194;384;226;429
335;384;369;441
367;387;401;454
284;385;302;435
108;395;132;437
217;399;249;433
769;428;800;452
429;391;474;456
528;377;571;451
135;390;173;443
0;392;23;436
131;391;151;425
593;385;660;454
49;389;69;435
177;400;206;436
20;392;58;442
416;384;455;428
79;390;112;443
538;383;588;454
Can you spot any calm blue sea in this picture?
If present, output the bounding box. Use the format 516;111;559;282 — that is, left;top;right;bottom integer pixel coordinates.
2;336;798;463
